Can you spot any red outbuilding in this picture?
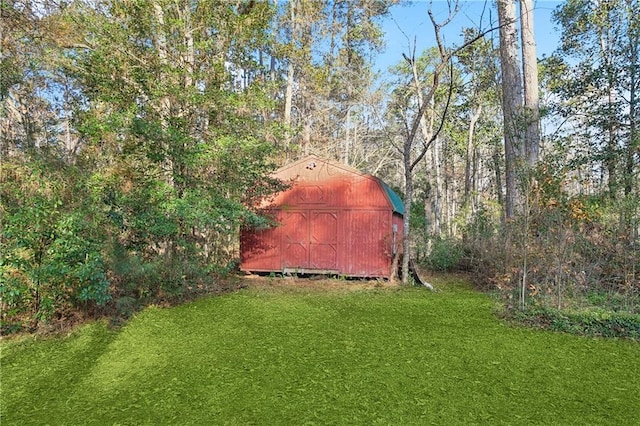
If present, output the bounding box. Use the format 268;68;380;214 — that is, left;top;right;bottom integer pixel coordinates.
240;155;404;278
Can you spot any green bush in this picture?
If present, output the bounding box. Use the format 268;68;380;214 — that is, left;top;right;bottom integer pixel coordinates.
1;161;111;332
424;237;464;271
511;306;640;339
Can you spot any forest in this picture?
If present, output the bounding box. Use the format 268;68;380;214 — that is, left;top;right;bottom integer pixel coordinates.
1;0;639;336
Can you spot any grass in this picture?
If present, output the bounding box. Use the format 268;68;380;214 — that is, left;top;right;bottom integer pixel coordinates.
2;276;639;425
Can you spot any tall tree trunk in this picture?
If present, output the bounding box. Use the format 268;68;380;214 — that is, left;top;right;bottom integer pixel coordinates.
597;5;619;198
152;2;175;191
497;0;524;219
520;0;540;166
284;60;294;144
402;148;414;285
283;0;297;151
464;105;482;211
413;60;441;238
445;154;457;236
344;107;351;164
302;112;312;155
431;138;442;237
494;146;506;225
626;59;637;197
624;0;639;197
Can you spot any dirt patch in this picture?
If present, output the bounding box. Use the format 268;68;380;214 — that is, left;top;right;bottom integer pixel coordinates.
240;273;401;292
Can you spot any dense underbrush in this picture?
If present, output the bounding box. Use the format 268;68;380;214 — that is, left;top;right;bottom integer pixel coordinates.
0;146;280;335
419;187;640;339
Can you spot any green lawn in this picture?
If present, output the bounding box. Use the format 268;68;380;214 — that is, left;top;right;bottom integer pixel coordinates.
2;276;639;425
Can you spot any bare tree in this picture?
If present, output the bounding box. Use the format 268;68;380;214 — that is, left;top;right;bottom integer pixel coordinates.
389;1;499;284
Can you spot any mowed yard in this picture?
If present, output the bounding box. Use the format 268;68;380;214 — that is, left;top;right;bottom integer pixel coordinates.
2;275;639;425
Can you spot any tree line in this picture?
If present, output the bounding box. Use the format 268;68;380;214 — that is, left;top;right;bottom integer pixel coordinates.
1;0;638;334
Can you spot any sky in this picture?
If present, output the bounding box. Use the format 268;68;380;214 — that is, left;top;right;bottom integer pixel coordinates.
376;0;564;74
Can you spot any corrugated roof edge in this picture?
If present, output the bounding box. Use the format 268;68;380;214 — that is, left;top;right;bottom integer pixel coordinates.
376;178;405;216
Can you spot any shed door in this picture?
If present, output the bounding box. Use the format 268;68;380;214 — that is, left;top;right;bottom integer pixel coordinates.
283;211;309;268
282;210;338;271
309;211;338;270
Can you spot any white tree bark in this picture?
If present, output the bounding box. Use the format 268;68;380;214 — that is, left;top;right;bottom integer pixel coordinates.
520;0;540;166
464;105;483;213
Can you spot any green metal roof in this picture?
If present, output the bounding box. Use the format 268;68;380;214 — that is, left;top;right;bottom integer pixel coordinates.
377;179;405;215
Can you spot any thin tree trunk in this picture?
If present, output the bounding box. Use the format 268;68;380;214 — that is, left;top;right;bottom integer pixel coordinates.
598;7;618;198
464;105;482;210
181;4;194;90
402;143;414;285
344;107;351;164
302;114;311;155
283;0;296;149
431;135;442;238
624;0;638;197
444;154;453;236
151;2;176;192
493;147;506;225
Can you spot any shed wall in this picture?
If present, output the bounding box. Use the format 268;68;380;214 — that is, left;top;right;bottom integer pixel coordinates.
241;209;395;277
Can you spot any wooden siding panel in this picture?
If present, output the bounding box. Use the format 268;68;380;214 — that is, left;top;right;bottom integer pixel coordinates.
348;176;390;210
343;210;392;277
240;211;282;272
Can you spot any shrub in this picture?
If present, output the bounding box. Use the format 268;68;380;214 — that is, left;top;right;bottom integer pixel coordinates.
511;306;640;339
423;237;464;272
1;161;112;333
461;159;640;317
